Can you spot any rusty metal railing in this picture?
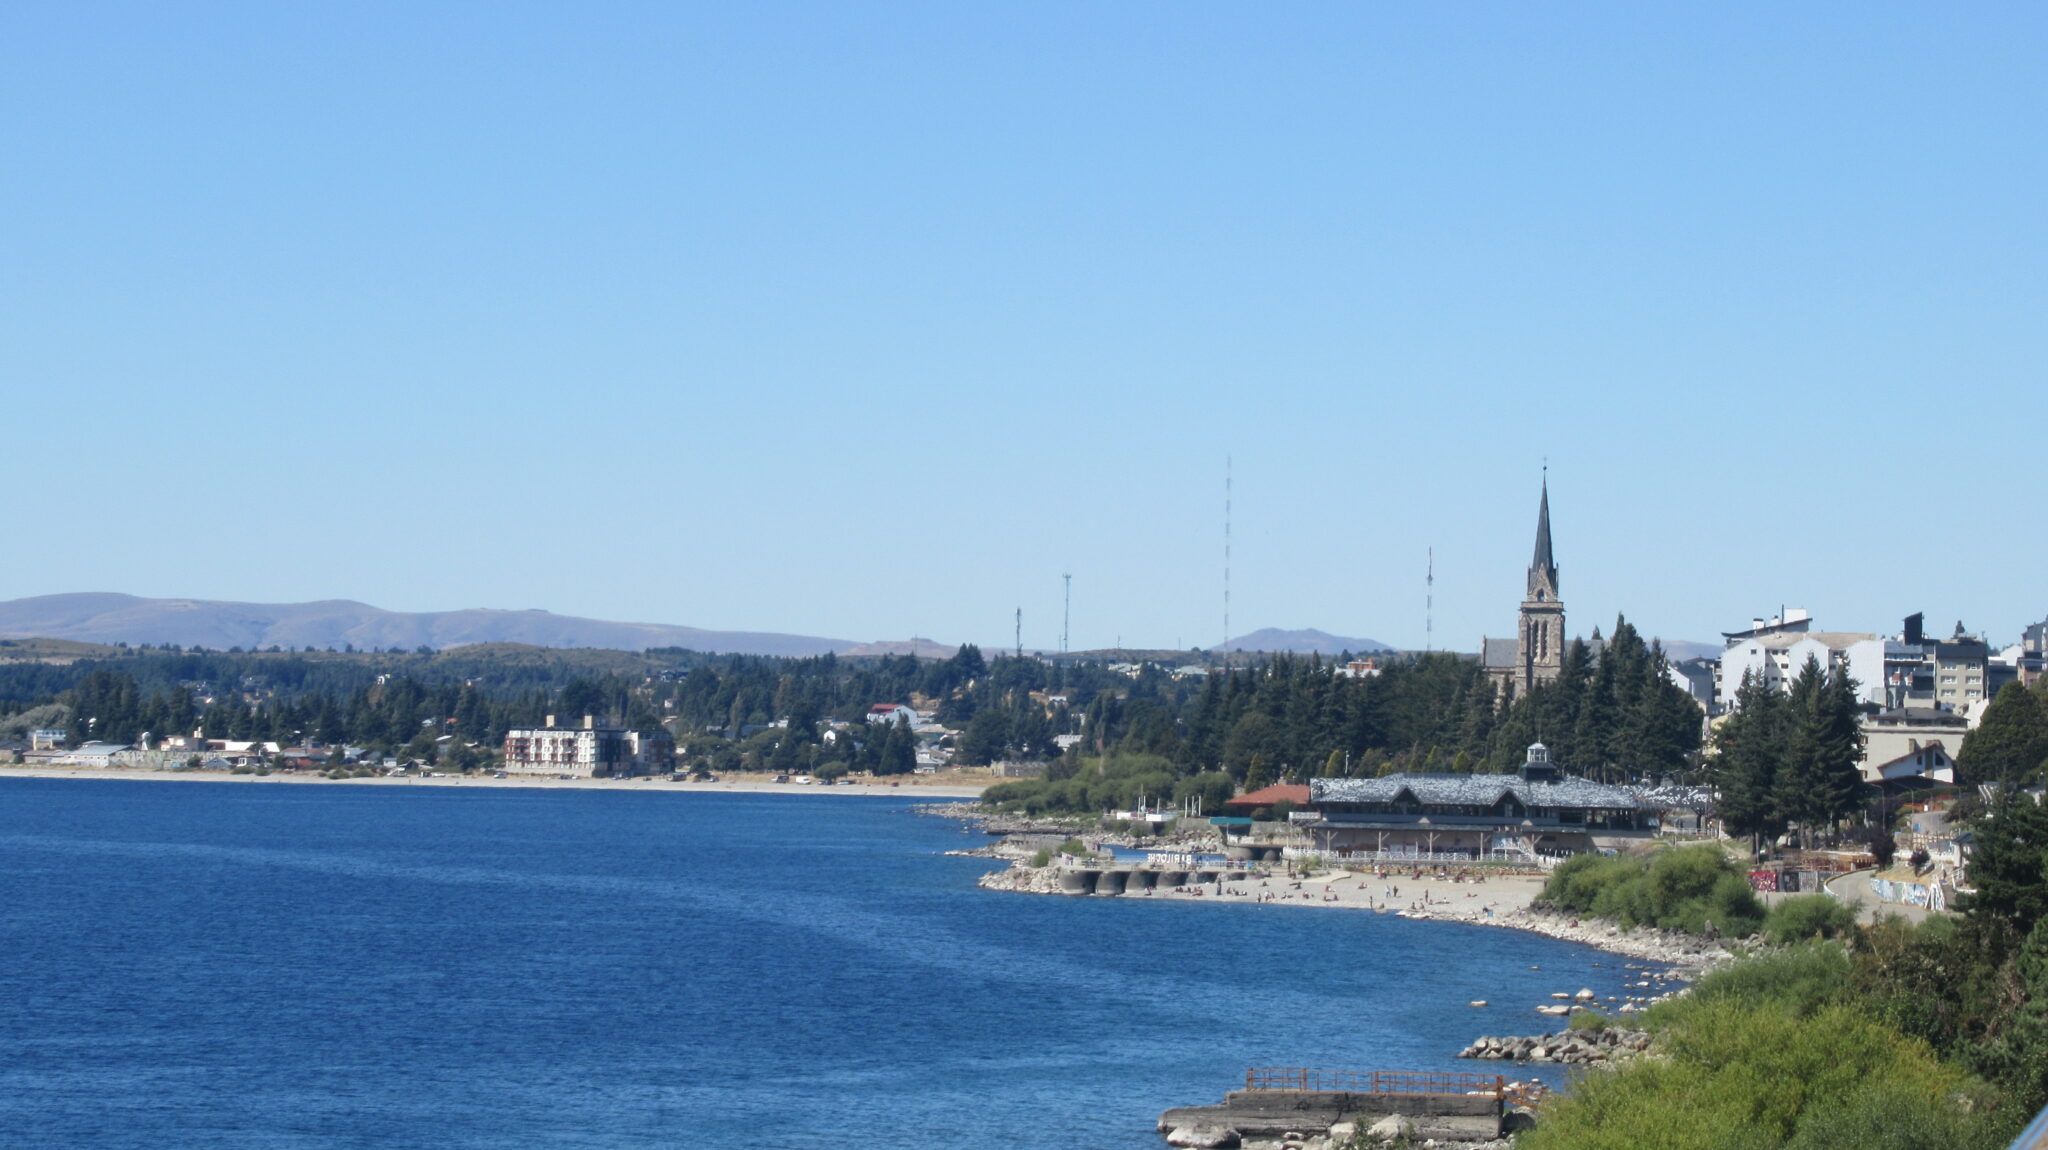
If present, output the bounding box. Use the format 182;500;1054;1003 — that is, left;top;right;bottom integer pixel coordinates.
1243;1068;1507;1097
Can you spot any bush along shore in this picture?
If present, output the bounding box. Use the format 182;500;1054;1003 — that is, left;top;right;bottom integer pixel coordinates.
1045;825;2048;1148
1501;821;2048;1149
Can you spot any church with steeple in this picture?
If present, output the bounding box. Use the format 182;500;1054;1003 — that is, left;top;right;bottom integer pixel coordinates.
1483;478;1566;701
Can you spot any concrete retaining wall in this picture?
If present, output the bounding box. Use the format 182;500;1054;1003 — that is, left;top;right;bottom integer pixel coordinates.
1159;1090;1500;1140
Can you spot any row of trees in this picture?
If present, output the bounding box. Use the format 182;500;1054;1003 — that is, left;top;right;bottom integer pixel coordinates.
1710;657;1867;849
986;619;1707;813
20;623;1710;795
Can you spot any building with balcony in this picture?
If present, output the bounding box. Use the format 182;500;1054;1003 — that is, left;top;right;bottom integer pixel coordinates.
501;715;673;778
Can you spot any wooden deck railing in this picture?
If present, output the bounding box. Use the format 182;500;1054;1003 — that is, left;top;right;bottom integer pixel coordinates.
1243;1068;1507;1097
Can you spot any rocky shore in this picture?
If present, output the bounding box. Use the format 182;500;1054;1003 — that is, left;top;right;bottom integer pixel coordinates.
1458;1027;1652;1065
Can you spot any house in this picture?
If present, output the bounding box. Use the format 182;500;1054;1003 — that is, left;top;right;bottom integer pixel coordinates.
1868;741;1956;786
865;703;918;728
1224;783;1313;815
501;714;674;778
1305;743;1643;861
29;729;67;751
1335;659;1382;679
1860;709;1971;781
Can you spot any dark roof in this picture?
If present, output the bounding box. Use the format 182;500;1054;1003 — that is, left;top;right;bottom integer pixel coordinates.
1310;772;1640;811
1481;637;1519;668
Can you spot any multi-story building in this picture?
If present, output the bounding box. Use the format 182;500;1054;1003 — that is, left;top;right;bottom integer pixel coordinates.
1858;708;1968;784
501;715;674;778
1718;622;1885;707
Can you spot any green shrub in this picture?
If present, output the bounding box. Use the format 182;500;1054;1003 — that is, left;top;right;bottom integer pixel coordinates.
1056;837;1090;857
1542;846;1763;937
1522;1001;1991;1150
1782;1082;2007;1150
1645;943;1852;1030
1030;848;1053;868
982;754;1184;816
1765;895;1860;945
1567;1009;1610;1032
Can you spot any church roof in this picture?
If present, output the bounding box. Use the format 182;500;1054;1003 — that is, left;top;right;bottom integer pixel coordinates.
1532;479;1556;578
1310;772;1640;811
1482;637;1519;668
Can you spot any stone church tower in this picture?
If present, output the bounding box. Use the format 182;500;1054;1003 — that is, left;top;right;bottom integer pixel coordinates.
1485;478;1567;700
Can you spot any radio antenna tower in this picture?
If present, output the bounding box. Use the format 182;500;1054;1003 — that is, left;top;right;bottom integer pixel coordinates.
1061;573;1072;657
1426;547;1434;652
1223;454;1232;655
1014;607;1022;660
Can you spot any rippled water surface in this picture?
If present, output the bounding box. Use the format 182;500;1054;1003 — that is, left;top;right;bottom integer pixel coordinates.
0;779;1654;1149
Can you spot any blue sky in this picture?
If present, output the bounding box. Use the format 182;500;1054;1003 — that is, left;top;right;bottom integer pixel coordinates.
5;4;2043;652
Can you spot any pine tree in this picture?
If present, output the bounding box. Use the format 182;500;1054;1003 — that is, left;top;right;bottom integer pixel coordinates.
1714;670;1788;850
1812;665;1867;830
1960;682;2048;785
1771;658;1832;848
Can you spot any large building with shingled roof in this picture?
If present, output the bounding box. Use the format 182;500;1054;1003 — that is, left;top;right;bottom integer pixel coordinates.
1304;743;1641;861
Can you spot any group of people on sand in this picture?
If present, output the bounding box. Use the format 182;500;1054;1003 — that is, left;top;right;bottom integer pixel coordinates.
1141;863;1519;918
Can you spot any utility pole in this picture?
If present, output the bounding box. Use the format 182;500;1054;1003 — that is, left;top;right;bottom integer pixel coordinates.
1223;454;1232;656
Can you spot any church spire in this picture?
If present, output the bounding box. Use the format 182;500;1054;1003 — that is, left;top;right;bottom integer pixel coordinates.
1528;474;1558;599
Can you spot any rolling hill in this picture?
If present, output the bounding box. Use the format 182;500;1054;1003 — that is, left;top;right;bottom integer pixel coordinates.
0;593;861;657
1215;628;1391;655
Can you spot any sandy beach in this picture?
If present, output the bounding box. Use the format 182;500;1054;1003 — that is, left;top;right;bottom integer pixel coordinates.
0;765;988;799
980;857;1732;974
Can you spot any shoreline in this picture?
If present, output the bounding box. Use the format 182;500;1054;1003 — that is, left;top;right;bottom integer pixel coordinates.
0;765;987;799
940;802;1729;974
973;856;1730;976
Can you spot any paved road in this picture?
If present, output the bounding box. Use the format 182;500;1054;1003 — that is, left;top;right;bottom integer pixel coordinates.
1825;868;1933;923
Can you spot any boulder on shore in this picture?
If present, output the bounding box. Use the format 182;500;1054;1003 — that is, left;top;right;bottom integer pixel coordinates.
1367;1114;1414;1139
1165;1124;1239;1148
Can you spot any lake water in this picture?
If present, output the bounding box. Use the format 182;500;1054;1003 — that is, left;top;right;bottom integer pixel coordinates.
0;779;1655;1149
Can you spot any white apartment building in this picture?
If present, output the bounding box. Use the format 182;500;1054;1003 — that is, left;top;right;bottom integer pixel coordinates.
1719;630;1886;707
501;715;674;778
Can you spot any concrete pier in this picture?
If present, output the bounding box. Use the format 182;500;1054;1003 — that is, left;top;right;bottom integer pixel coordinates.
1158;1069;1508;1144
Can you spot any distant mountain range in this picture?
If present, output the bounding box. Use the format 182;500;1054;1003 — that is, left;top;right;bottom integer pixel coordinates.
0;593;864;657
1654;639;1722;663
1214;628;1391;655
0;593;1718;666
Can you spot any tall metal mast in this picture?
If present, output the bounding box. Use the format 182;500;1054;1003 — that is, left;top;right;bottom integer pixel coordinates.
1061;573;1071;657
1223;454;1232;655
1426;547;1434;653
1014;607;1022;660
